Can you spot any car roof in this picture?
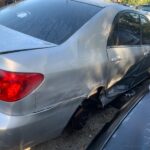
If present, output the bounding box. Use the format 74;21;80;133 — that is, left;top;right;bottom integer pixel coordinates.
73;0;113;7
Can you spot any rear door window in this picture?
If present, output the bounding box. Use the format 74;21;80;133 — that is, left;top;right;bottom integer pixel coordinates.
140;15;150;45
108;12;141;46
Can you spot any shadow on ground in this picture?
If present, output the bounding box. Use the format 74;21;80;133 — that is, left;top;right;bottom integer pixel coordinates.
32;106;117;150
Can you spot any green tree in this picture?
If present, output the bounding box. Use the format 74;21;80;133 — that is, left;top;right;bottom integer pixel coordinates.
122;0;150;5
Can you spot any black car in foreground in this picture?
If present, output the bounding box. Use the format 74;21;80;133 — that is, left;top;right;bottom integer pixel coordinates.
87;82;150;150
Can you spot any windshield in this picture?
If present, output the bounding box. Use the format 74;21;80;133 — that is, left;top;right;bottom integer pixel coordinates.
0;0;102;44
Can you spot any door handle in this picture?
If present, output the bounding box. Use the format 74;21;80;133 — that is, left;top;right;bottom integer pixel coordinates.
111;56;121;62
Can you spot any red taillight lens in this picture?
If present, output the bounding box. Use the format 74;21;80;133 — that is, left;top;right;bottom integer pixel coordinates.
0;70;44;102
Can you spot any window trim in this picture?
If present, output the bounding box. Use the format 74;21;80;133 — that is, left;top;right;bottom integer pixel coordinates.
107;10;150;48
140;14;150;46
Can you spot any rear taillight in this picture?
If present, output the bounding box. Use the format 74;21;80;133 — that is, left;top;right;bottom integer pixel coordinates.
0;70;44;102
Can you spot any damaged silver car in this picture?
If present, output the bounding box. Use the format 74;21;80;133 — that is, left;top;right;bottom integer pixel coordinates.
0;0;149;149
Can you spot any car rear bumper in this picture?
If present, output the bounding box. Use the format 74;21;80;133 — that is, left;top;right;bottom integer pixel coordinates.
0;96;84;150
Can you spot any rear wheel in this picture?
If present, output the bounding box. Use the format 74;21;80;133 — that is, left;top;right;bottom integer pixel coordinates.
69;87;104;130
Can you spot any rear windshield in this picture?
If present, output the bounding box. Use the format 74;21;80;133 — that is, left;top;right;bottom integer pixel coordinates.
0;0;102;44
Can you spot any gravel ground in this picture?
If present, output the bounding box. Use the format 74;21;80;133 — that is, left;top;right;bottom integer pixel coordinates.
32;106;117;150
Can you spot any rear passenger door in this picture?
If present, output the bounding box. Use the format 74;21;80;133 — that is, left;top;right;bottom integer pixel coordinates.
140;15;150;72
107;12;143;88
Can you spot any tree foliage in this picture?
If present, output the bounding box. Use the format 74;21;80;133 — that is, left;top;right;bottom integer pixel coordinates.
122;0;150;5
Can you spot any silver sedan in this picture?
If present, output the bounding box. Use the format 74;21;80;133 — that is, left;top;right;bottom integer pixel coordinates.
0;0;149;149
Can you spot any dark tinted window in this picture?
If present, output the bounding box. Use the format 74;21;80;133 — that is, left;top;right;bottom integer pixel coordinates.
141;15;150;45
118;13;141;45
0;0;101;44
107;23;118;46
108;12;141;46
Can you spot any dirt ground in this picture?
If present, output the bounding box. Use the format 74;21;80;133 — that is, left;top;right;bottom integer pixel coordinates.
0;0;20;6
32;106;117;150
0;0;5;6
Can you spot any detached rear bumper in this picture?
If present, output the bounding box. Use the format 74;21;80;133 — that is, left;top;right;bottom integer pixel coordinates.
0;97;83;150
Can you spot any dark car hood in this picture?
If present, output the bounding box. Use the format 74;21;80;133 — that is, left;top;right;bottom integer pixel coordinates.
87;83;150;150
0;25;56;53
102;92;150;150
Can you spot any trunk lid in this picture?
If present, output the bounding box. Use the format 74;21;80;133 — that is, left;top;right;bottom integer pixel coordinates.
0;25;56;53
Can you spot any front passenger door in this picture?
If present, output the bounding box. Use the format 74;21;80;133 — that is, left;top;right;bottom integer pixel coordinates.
107;12;143;89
